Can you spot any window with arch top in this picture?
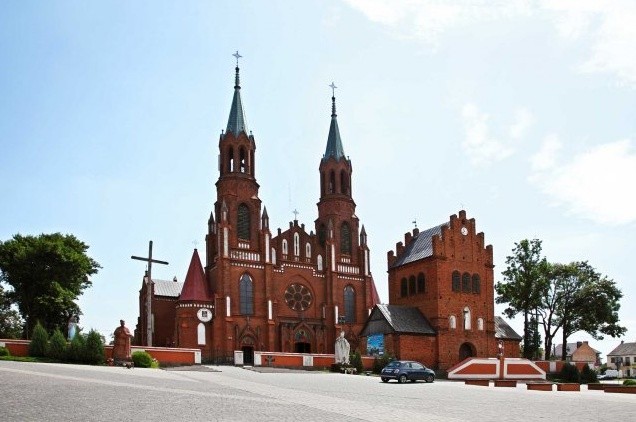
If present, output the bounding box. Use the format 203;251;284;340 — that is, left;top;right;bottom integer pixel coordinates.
417;273;425;294
449;315;457;329
409;276;416;296
340;222;351;254
239;274;253;315
237;204;250;240
472;274;481;294
463;307;471;330
400;278;408;297
344;285;356;323
462;272;471;293
452;271;460;292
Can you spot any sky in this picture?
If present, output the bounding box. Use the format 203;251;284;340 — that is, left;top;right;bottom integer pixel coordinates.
1;1;635;360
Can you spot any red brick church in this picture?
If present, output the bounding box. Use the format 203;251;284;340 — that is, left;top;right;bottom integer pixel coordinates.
134;57;521;368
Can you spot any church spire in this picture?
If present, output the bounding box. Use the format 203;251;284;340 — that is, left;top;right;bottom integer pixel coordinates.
226;51;248;135
323;82;345;162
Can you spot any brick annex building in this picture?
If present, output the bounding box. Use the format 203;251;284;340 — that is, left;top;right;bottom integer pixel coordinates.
134;61;380;364
134;59;521;369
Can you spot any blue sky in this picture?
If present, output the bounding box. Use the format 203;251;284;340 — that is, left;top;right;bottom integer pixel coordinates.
1;1;634;359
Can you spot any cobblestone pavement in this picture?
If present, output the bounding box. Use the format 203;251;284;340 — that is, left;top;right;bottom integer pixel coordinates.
1;361;635;421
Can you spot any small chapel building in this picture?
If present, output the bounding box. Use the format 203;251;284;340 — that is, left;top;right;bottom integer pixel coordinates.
134;60;380;364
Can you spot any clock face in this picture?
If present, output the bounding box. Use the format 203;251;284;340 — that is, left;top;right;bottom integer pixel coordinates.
461;227;468;236
197;308;212;322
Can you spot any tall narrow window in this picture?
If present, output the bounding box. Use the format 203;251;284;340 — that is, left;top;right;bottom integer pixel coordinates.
472;274;481;294
462;272;471;293
409;276;416;296
237;204;250;240
344;286;356;323
400;278;408;297
239;147;247;173
340;222;351;254
318;224;326;248
228;146;234;172
197;323;206;345
282;239;288;255
417;273;425;294
449;315;457;329
293;233;300;256
239;274;253;315
329;171;335;193
463;307;471;330
340;170;348;195
305;242;311;258
317;254;323;271
452;271;461;292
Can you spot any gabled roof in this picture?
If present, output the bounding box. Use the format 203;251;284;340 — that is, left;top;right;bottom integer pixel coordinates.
179;249;211;302
369;278;381;307
360;304;436;337
153;279;183;298
554;342;601;358
322;96;346;161
391;223;450;268
226;66;248;135
494;316;522;340
607;342;636;356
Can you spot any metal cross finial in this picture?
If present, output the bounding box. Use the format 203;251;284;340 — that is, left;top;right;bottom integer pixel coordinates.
412;219;418;229
329;82;337;97
233;51;242;66
192;239;199;248
293;209;299;220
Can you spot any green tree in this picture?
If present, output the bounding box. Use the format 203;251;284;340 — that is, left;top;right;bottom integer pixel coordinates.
48;328;68;361
85;329;105;365
29;322;49;357
0;233;100;337
495;239;547;359
553;261;625;358
0;285;23;338
68;331;87;363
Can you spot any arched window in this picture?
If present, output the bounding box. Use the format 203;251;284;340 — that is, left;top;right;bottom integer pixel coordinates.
318;224;326;247
463;307;471;330
477;318;484;331
197;322;205;345
271;247;277;265
317;254;323;271
239;147;247;173
417;273;425;294
340;170;348;195
462;272;471;293
282;239;288;255
409;276;416;296
449;315;457;329
340;222;351;254
249;150;254;175
239;274;253;315
472;274;481;294
237;204;250;240
321;173;325;196
228;146;234;172
293;233;300;256
452;271;461;292
305;242;311;258
344;286;356;323
329;170;336;193
400;278;408;297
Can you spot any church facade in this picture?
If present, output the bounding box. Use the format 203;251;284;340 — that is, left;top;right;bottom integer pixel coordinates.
134;61;380;364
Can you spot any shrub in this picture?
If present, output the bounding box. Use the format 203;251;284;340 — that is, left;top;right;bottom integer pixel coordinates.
0;346;10;357
84;329;104;365
372;354;395;374
132;351;154;368
48;328;68;361
623;379;636;386
349;350;363;374
68;332;87;363
29;322;49;357
559;362;580;383
580;364;598;384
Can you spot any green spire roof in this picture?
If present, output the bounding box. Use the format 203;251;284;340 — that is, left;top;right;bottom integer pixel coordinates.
323;95;345;161
226;66;248;135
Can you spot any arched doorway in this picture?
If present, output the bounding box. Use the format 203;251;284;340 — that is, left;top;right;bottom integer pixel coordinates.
459;342;476;362
294;329;311;353
241;336;255;366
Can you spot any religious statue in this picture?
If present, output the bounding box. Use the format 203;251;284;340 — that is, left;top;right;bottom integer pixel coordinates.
334;330;350;365
112;320;133;362
67;315;78;340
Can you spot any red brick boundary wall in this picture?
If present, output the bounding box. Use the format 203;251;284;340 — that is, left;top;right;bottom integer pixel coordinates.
447;357;546;380
240;351;375;370
534;360;589;374
527;382;553;391
1;339;200;366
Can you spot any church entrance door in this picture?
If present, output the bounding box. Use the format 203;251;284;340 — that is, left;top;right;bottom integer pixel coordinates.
242;346;254;365
459;342;475;361
295;342;311;353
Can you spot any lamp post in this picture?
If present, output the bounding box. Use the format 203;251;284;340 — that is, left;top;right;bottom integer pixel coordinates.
498;340;505;380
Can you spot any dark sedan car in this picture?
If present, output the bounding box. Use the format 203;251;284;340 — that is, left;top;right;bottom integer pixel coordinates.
381;360;435;383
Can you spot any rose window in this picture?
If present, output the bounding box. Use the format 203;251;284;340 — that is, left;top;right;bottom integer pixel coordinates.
284;283;312;311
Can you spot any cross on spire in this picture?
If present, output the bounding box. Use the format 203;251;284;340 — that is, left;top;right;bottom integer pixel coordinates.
412;219;418;229
293;209;299;220
233;50;242;66
329;82;337;97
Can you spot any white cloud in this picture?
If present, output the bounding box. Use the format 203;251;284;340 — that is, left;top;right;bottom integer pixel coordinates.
344;0;636;85
461;104;532;167
530;138;636;225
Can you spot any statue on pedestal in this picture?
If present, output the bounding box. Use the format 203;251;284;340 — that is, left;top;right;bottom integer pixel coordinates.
334;330;350;365
112;320;133;362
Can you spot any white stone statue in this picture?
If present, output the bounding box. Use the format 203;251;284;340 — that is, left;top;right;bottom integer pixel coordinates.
334;330;350;365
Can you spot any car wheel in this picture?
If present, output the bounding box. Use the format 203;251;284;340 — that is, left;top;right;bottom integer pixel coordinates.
425;374;434;383
381;377;389;383
398;374;407;384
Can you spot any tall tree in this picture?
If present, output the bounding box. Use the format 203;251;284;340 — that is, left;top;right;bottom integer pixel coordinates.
554;261;625;358
495;239;547;359
0;233;100;337
0;284;23;338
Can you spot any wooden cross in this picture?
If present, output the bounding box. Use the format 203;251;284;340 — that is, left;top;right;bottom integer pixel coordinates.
131;241;168;346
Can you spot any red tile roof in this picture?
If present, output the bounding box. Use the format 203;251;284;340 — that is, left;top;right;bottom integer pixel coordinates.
179;249;211;302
